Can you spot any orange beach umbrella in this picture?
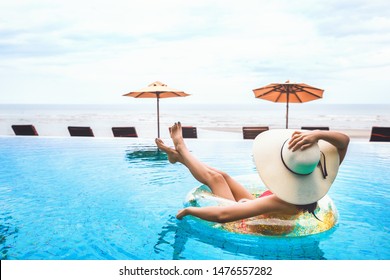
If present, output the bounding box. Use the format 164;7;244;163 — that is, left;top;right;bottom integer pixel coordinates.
123;81;190;137
252;81;324;128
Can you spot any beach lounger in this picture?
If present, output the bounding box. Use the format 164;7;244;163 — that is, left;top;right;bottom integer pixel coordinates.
112;127;138;137
11;125;39;136
301;126;330;131
242;126;269;139
169;126;198;138
369;126;390;142
68;126;94;137
182;126;197;138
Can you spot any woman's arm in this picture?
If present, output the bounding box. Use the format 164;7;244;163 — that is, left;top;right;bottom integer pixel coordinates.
288;130;350;163
176;195;296;222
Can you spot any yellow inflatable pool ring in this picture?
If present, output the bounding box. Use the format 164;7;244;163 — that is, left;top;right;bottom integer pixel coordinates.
183;175;338;237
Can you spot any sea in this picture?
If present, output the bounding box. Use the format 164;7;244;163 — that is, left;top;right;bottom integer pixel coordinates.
0;103;389;139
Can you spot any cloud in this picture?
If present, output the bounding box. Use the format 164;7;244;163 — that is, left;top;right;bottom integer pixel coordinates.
0;0;389;104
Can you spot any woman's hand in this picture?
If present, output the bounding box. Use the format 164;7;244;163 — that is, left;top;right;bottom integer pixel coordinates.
288;130;350;163
176;208;190;220
288;131;320;151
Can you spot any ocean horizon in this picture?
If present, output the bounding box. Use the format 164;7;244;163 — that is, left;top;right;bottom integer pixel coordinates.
1;103;389;139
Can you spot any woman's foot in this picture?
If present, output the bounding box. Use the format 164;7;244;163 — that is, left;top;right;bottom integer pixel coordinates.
170;122;185;151
155;138;182;164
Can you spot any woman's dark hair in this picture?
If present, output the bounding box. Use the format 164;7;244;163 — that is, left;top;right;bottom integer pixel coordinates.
296;202;322;221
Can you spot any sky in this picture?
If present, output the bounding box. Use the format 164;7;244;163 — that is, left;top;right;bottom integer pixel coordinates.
0;0;389;105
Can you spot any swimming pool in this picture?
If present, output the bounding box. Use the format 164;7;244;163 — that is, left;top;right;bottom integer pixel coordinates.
0;137;389;260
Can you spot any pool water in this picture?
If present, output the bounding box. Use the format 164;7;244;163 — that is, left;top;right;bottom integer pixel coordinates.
0;137;389;260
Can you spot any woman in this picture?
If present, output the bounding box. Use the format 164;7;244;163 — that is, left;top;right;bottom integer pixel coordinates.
156;122;349;223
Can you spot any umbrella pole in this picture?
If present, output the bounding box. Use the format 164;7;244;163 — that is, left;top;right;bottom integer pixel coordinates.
157;94;160;138
286;92;289;129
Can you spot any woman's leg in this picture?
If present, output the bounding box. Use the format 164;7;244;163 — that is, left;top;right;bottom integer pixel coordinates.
156;138;253;201
156;135;235;200
206;166;254;201
156;123;254;201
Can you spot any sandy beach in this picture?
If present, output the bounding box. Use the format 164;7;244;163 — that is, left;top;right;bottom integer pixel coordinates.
200;126;372;140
